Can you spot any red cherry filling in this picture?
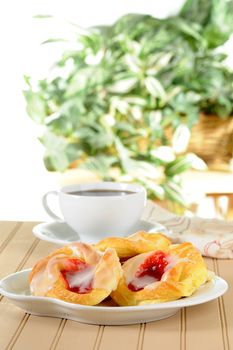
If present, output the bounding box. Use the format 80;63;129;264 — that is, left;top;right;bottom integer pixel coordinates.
61;258;93;294
128;251;169;292
127;282;140;292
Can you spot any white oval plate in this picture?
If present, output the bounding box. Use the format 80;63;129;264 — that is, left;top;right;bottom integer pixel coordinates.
32;220;170;246
0;269;228;326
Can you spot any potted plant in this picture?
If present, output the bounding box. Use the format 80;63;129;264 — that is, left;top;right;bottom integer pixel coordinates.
24;0;233;207
178;0;233;170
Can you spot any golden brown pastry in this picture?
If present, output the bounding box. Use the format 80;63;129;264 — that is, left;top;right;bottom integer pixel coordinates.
94;231;171;259
111;242;209;306
29;242;122;305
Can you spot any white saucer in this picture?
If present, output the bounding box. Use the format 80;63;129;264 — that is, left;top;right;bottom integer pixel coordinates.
33;220;170;246
0;269;228;325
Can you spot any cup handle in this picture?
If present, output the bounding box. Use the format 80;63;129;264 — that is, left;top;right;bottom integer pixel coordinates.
42;190;63;222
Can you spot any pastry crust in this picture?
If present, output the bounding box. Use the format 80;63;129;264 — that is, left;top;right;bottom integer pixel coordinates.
29;243;122;305
111;242;208;306
94;231;171;259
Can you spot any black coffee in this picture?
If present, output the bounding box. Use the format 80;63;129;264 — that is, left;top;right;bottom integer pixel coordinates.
68;189;135;197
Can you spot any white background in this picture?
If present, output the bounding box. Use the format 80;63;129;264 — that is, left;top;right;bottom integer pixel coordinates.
0;0;232;221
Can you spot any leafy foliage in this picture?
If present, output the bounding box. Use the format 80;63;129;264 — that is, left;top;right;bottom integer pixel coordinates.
24;0;233;205
180;0;233;48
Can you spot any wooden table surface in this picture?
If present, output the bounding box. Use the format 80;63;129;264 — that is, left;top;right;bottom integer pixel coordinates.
0;221;232;350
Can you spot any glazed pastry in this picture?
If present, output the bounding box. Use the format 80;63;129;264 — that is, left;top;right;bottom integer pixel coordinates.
111;242;209;306
94;231;171;259
29;243;122;305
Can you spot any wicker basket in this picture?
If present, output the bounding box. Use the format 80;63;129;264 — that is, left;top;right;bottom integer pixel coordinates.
188;114;233;171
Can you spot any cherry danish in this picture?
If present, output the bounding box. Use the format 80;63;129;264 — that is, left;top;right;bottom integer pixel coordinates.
111;242;209;306
29;242;122;305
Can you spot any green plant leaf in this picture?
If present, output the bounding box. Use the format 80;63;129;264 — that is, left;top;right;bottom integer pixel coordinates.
165;155;192;177
151;146;175;163
140;178;165;200
40;133;70;171
24;91;47;123
108;77;138;94
170;18;204;43
186;153;207;170
41;38;68;45
126;159;162;180
162;181;187;206
33;14;53;19
124;54;141;73
180;0;212;26
123;96;147;106
144;76;166;101
114;137;131;171
180;0;233;48
80;155;117;179
172;124;191;153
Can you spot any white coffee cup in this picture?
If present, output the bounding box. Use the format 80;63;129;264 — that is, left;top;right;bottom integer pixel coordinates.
42;182;146;243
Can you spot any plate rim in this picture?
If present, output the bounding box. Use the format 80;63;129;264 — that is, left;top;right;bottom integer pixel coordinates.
0;268;228;312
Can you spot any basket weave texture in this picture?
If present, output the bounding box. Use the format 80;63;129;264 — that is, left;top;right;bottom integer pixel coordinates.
188;114;233;170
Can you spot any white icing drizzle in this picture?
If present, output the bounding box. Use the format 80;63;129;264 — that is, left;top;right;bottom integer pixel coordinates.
129;274;159;290
69;245;82;258
144;281;160;290
124;253;148;286
65;266;95;293
68;243;101;265
164;255;179;272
